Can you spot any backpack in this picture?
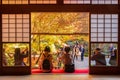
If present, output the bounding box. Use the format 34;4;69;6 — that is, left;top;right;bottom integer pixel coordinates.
42;54;51;70
65;64;75;73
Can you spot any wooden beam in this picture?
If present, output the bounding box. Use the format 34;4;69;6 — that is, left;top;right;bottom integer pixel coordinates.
1;5;118;13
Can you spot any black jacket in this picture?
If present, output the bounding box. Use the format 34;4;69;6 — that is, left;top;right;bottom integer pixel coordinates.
91;52;106;66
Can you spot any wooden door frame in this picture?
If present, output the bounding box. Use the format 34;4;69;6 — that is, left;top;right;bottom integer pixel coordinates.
0;0;120;75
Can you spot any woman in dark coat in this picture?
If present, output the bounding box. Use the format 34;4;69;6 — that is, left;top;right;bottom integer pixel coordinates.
109;49;117;66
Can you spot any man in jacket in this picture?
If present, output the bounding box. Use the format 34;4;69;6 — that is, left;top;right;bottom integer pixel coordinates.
91;48;106;66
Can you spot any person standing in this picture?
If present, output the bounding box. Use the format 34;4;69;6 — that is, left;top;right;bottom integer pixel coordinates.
109;49;117;65
80;45;85;61
73;45;80;60
3;48;7;66
109;44;114;55
14;47;29;66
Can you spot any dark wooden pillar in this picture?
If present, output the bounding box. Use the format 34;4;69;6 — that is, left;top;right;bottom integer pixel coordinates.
57;0;63;4
0;11;2;75
118;0;120;69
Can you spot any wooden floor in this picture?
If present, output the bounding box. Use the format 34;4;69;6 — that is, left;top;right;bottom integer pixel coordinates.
0;74;120;80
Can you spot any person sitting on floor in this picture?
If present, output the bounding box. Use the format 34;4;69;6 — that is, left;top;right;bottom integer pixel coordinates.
39;46;53;73
62;46;74;72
